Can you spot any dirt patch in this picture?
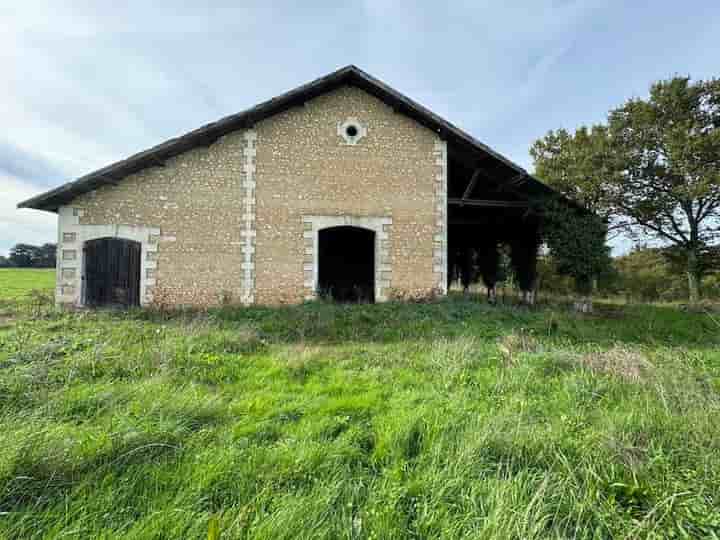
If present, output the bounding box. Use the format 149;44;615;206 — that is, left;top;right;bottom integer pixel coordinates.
579;346;653;382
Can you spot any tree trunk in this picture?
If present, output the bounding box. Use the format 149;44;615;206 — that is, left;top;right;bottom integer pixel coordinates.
687;270;701;304
687;248;701;304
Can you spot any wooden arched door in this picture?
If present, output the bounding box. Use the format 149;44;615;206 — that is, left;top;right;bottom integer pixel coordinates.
83;238;141;307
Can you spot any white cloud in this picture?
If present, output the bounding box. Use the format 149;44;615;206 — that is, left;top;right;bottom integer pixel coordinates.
0;175;56;254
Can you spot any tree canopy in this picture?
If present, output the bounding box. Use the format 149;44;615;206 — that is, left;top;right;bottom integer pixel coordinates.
532;76;720;302
1;243;57;268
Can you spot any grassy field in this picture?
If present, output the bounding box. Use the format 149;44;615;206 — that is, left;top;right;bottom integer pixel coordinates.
0;268;55;300
0;270;719;538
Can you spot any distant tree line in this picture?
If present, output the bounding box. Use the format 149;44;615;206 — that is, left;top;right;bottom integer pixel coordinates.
0;243;57;268
537;246;720;302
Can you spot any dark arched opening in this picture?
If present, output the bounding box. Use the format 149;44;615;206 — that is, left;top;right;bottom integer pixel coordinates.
83;237;141;307
318;226;375;303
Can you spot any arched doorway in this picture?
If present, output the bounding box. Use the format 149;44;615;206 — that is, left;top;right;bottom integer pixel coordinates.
318;226;375;303
83;238;141;307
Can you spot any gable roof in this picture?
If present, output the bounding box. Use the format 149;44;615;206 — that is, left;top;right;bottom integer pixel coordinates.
18;65;553;212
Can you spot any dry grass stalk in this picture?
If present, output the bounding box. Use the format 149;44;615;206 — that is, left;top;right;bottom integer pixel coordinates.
279;343;325;369
497;329;539;365
579;345;653;382
429;336;478;372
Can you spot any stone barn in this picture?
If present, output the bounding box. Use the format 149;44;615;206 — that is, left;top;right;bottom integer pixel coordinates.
19;66;559;308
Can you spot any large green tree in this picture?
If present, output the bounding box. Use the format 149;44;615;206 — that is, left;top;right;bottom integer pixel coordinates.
532;76;720;303
530;125;618;229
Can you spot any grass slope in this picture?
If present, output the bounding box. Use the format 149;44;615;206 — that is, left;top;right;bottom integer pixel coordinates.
1;270;719;538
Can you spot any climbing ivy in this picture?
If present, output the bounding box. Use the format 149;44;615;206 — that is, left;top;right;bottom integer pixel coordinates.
539;198;612;297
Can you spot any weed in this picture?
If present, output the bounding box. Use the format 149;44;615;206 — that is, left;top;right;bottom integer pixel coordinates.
579;345;653;382
497;328;540;365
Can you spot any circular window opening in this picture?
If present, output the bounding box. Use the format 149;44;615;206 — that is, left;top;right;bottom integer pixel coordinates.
345;125;359;138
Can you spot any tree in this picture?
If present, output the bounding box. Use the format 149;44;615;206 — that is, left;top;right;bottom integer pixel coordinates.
612;245;720;302
8;244;38;267
37;243;57;268
530;125;620;234
6;243;57;268
609;77;720;302
539;198;612;312
532;76;720;303
614;246;680;301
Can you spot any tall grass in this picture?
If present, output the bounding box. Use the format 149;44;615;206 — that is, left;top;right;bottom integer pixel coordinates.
0;276;718;538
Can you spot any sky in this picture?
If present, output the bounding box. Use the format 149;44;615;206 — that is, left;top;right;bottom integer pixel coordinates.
2;0;719;256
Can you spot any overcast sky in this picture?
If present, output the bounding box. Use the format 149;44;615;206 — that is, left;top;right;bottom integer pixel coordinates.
2;0;719;255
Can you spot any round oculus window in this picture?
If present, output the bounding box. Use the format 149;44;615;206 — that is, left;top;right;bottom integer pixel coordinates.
338;118;366;144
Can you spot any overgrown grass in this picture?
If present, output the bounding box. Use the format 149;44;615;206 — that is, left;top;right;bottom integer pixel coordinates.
1;270;719;538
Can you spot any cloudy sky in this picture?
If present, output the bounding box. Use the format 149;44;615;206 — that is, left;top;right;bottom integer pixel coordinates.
2;0;719;255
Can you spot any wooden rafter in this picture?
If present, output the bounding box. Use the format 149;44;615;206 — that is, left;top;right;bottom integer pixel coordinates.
448;198;529;208
461;169;482;201
496;172;526;191
452;156;529;200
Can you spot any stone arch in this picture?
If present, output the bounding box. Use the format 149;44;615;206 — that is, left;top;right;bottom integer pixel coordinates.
317;226;375;302
56;206;160;307
302;215;392;302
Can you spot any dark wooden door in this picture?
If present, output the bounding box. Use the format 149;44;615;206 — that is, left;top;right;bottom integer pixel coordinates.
84;238;141;307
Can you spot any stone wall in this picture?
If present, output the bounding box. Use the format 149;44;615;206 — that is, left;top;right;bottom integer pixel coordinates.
253;86;445;304
56;85;447;307
63;130;251;307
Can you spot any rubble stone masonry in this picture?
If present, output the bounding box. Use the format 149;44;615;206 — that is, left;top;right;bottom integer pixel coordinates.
57;86;446;307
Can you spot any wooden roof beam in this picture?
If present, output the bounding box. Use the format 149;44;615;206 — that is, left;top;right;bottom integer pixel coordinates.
461;169;482;202
448;198;529;208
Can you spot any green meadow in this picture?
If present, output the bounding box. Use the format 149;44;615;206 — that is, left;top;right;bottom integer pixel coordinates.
0;268;55;300
0;268;719;538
